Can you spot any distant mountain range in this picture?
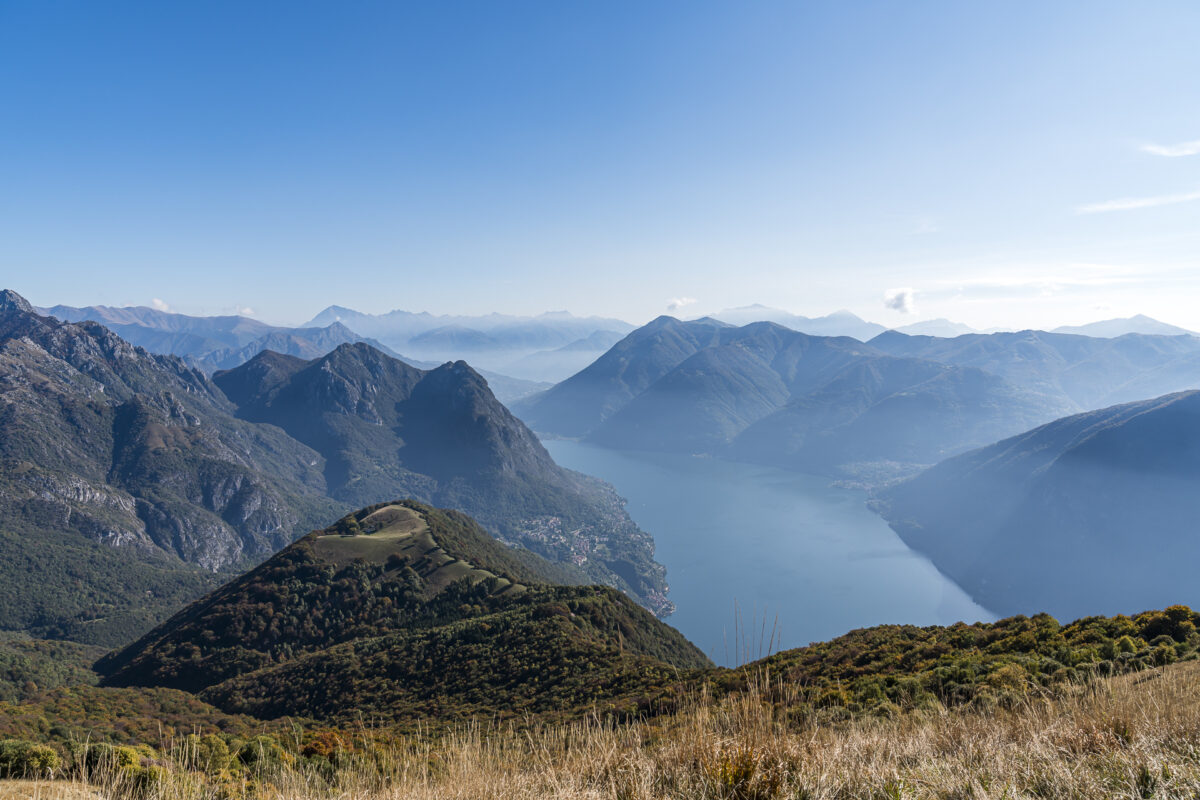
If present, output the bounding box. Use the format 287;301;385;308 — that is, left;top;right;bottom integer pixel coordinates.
1052;314;1196;338
304;305;635;382
39;303;548;403
97;501;708;723
892;318;978;337
516;317;1063;477
517;316;1200;479
713;305;889;340
868;328;1200;413
712;305;1195;340
873;391;1200;620
0;291;672;645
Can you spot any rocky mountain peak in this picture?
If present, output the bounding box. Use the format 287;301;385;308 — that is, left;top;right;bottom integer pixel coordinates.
0;289;35;316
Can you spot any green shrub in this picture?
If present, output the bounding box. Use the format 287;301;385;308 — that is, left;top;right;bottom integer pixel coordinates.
0;738;61;778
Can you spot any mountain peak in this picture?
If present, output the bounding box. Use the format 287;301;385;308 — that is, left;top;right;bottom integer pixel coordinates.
0;289;35;316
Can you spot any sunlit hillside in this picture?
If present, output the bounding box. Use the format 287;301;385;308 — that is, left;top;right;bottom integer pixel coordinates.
4;661;1200;799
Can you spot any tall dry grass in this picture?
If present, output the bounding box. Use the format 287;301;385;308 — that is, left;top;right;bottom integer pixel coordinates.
21;662;1200;799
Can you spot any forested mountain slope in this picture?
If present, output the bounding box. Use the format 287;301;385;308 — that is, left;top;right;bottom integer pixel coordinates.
98;502;708;723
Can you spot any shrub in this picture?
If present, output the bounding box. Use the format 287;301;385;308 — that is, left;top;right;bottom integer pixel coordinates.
0;738;61;778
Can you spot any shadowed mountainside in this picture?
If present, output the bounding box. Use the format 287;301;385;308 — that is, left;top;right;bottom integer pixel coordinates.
873;391;1200;619
213;343;671;614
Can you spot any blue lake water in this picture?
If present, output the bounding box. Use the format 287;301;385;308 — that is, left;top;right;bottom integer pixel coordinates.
545;440;994;666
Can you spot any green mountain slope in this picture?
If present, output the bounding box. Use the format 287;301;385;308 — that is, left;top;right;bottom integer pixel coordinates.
97;501;709;723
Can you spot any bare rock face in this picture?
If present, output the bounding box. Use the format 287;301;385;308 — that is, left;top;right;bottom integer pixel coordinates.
0;291;337;574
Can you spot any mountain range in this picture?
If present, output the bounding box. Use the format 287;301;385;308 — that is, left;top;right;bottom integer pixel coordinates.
304;305;635;382
1;291;340;643
712;305;889;340
518;316;1200;480
516;317;1069;477
1051;314;1196;338
711;305;1194;340
873;390;1200;621
0;291;671;645
868;328;1200;414
39;303;548;403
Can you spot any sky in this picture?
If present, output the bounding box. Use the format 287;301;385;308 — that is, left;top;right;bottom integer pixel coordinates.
1;1;1199;329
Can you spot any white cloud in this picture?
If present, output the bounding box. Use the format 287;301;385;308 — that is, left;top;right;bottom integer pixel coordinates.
1076;190;1200;214
151;298;171;312
883;288;916;314
238;306;255;316
666;296;697;312
1141;139;1200;158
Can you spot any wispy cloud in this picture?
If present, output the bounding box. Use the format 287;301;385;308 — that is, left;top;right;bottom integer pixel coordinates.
929;262;1159;300
151;298;171;312
1076;190;1200;214
666;296;697;312
911;217;941;235
1141;139;1200;157
883;288;916;314
238;306;255;316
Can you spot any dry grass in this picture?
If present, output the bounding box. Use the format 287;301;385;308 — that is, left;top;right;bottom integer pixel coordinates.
0;781;101;800
15;662;1200;799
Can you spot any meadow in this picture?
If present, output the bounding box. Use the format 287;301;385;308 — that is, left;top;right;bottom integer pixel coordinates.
5;661;1200;800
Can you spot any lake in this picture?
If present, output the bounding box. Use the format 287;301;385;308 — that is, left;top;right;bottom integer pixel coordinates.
545;440;994;666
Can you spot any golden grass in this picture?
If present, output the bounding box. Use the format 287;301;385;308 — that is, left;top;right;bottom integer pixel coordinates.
0;781;101;800
19;661;1200;799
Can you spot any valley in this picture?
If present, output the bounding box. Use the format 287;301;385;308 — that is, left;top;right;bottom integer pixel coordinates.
546;440;992;663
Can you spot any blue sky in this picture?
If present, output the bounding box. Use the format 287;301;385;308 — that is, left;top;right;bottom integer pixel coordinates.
2;1;1199;328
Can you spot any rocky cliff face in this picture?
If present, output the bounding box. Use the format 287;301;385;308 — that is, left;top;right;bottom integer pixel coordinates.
0;290;339;573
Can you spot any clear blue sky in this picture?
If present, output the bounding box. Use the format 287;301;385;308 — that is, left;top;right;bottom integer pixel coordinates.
2;1;1199;328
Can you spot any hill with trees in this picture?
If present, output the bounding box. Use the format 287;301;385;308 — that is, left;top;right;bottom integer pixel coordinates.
98;501;708;723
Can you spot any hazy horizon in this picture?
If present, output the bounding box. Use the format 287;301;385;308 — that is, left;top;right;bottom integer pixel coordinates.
15;290;1198;335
